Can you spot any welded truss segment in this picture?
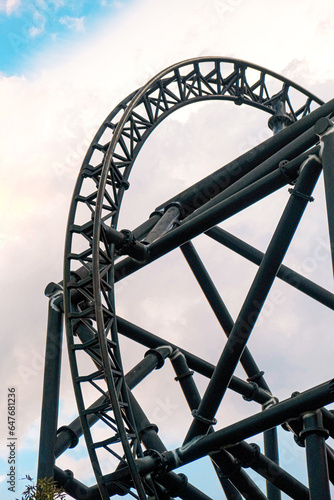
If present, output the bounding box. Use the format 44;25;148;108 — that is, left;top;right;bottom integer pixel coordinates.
36;57;334;499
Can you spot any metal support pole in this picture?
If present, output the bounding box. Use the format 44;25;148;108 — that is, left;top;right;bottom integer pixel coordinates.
326;444;334;485
37;284;64;480
229;442;309;499
156;95;334;216
171;350;245;498
116;316;271;404
128;392;214;500
301;410;331;499
183;139;319;225
263;427;281;500
322;407;334;438
268;97;293;134
180;241;281;498
113;149;314;284
171;350;267;500
315;117;334;275
109;381;334;492
132;212;162;241
53;466;102;500
162;378;334;471
180;241;270;391
184;154;322;443
206;225;334;310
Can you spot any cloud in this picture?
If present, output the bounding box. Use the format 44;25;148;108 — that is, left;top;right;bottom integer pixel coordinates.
28;10;46;37
59;14;85;32
28;25;44;37
0;0;20;15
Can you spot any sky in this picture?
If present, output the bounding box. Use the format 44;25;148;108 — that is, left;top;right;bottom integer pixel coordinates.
1;0;334;498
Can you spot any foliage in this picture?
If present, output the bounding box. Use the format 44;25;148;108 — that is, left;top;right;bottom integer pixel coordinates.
17;476;66;500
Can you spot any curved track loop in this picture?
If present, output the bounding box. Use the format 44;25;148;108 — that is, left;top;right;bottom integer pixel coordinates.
63;57;326;498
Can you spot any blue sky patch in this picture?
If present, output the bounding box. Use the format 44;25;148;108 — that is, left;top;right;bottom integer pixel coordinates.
0;0;133;76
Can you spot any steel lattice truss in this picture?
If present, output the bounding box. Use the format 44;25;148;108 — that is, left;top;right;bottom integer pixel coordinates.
37;57;334;499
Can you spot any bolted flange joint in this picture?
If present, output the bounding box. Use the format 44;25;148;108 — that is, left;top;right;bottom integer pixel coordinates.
143;449;168;479
103;224;149;261
56;426;79;449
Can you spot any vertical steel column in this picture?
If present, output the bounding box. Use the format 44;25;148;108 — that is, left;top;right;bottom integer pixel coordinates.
263;427;280;500
37;284;63;480
315;117;334;275
326;444;334;485
184;154;322;444
301;410;331;499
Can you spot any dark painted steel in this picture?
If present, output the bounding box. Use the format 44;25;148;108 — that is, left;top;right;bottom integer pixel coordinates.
129;392;214;500
302;411;331;499
326;445;334;485
170;349;268;500
180;241;270;391
322;407;334;439
113;152;305;284
315;117;334;275
44;56;334;498
229;442;309;499
171;343;305;499
206;225;334;310
53;466;102;500
86;67;325;499
106;381;333;493
262;427;281;500
268;96;293;134
133;212;162;241
184;155;322;443
182;131;319;225
37;285;63;481
55;343;173;457
181;238;282;497
116;316;272;404
171;349;202;411
155;95;334;216
162;378;334;470
103;225;148;260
